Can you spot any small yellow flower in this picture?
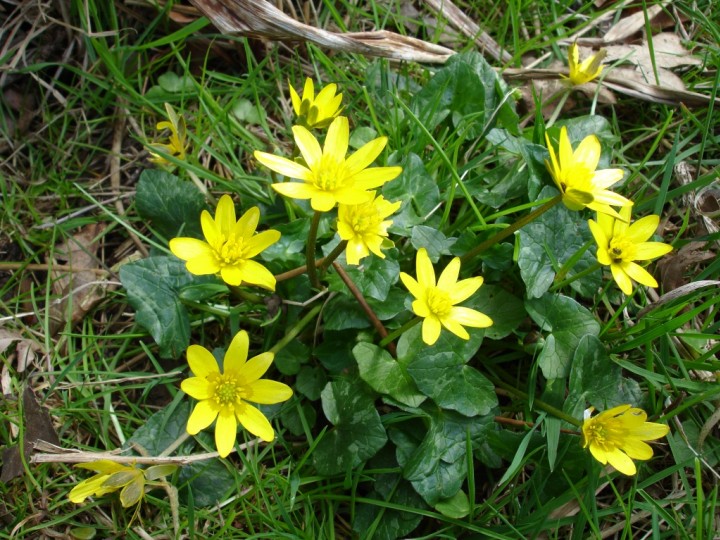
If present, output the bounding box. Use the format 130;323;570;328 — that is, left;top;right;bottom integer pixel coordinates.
400;248;492;346
564;42;607;86
181;330;293;457
149;103;188;166
337;193;401;265
169;195;280;289
588;206;672;295
69;461;177;508
545;126;632;219
582;405;669;476
289;78;343;129
254;116;402;212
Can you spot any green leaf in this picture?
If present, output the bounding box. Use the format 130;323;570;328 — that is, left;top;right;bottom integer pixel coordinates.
229;98;266;125
434;489;470;519
394;408;495;505
323;290;406;331
261;218;310;267
136;170;206;240
525;293;601;379
313;376;388;475
354;342;426;408
548;115;616;168
157;72;195;93
566;335;643;418
314;331;358;373
518;186;601;298
383;153;440;233
120;256;215;358
144;464;178;481
296;365;327;401
280;402;317;436
274;340;309;376
327;254;400;302
178;458;235;508
349;126;377;149
407;347;497;417
470;284;524;340
410;226;454;263
126;400;190;455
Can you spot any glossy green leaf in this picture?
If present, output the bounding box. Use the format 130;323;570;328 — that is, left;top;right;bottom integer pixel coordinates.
354;342;426;408
120;257;215;358
410;226;454;263
383;152;440;233
525;293;601;379
434;489;470;519
470;284;524;340
327;253;400;302
178;458;235;508
136;170;205;240
313;376;388;475
296;365;327;400
126;400;190;455
518;186;601;298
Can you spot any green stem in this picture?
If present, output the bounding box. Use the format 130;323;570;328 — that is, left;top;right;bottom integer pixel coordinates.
229;286;263;305
306;211;322;289
159;431;191;457
379;317;421;348
319;240;348;273
550;262;603;292
490;375;582;427
269;304;322;355
546;90;571;129
461;195;562;262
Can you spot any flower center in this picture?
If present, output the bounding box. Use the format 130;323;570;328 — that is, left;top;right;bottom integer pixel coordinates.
426;287;452;318
217;234;245;266
311;156;347;192
608;237;634;264
211;373;248;411
348;204;380;235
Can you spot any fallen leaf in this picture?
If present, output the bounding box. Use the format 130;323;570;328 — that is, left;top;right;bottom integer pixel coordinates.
602;2;668;43
657;242;715;291
0;329;43;373
604;33;702;70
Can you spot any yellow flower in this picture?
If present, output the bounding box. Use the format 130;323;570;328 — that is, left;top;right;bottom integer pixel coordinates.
169;195;280;289
254;116;402;212
588;206;672;295
149;103;188;166
564;42;607;86
181;330;293;457
545;126;632;219
289;78;343;129
399;248;492;346
69;461;177;508
337;193;401;265
582;405;670;475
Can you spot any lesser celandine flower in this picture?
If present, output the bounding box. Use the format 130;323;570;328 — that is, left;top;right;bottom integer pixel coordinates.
254;116;402;212
337;193;401;265
545;126;632;219
582;405;670;476
149;103;188;166
289;78;343;129
588;205;672;295
69;460;177;508
564;42;607;86
169;195;280;289
182;330;292;458
400;248;492;346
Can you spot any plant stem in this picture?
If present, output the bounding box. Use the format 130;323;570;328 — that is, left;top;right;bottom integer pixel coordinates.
332;262;395;357
306;211;322;289
461;195;562;262
274;241;348;283
269;304;322;355
319;240;348;273
546;90;571;128
550;261;603;292
379;317;421;348
489;375;582;427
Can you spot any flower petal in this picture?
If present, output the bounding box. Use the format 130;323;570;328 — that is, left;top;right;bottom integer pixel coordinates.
292;125;323;169
619;439;654;460
241;352;274;383
248;380;293;404
440;317;470;340
273;181;316;200
422;316;442;345
574;135;601;172
185;255;221;276
243;229;281;258
214;409;237;458
255;151;310;180
215;195;236;238
605;447;636;475
181;377;212;400
289;81;302;115
345;137;387;176
238;260;277;290
399;272;423;300
186;399;219;435
69;475;110;503
415;248;436;288
626;215;659;244
345;238;368;265
633;242;672;261
437;257;460;291
449;306;493;328
622;261;658;288
350;166;403;190
236;206;260;239
324;116;349;162
200;209;220;248
220;265;243;286
448;276;483;305
311;191;337;212
610;263;634;295
225;330;249;373
169;237;213;262
236;402;275;442
591;168;625;189
187;344;219;378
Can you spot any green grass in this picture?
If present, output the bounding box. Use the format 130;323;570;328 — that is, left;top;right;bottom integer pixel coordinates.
1;0;719;538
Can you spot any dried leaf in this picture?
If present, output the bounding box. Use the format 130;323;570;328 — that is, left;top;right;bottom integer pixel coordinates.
48;223;109;334
603;33;702;70
189;0;453;64
603;2;668;43
0;329;43;373
657;242;715;291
